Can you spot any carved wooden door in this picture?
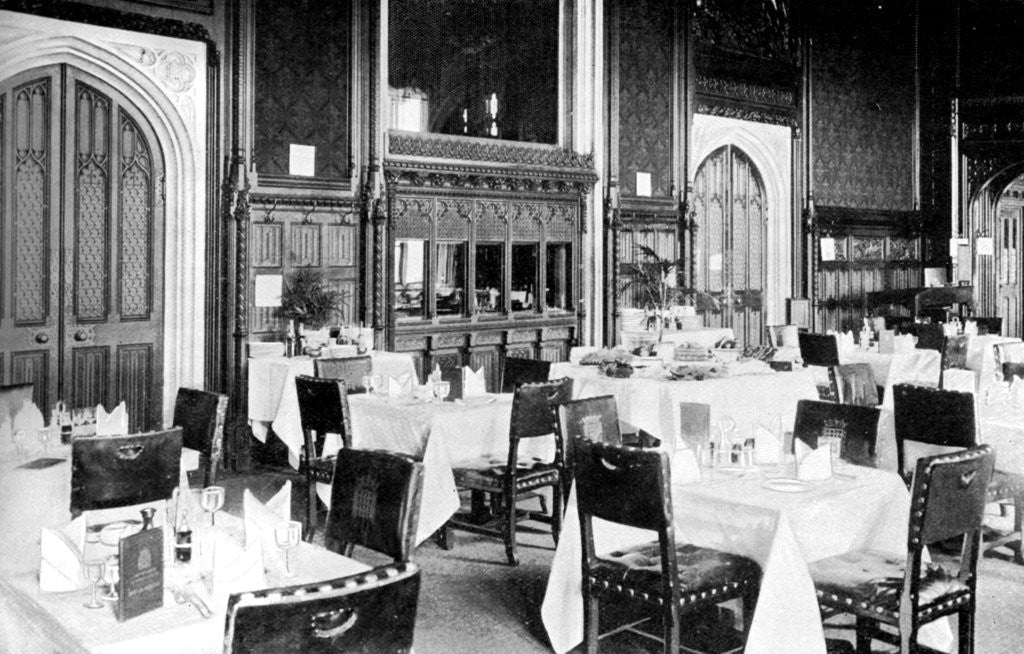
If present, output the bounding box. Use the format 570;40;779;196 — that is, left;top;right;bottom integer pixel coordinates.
692;145;766;346
997;205;1020;337
0;66;164;430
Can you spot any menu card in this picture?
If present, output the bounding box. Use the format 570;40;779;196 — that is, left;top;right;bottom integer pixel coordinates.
116;527;164;621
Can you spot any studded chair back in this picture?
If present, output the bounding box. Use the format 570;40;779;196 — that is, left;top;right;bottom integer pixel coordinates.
834;363;880;406
799;332;840;367
500;357;552;393
972;316;1002;336
1003;362;1024;381
792;399;881;467
558;396;621;447
224;562;421;654
574;438;669;533
941;334;970;371
172;387;228;487
70;428;182;517
914;323;945;351
314;356;373;393
324;449;424;563
295;375;353;541
892;383;976;479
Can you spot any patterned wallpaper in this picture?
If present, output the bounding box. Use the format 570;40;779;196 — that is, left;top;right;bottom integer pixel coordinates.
253;0;351;181
617;0;675;198
812;23;914;211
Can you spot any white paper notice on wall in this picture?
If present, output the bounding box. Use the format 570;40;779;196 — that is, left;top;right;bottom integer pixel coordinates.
949;237;969;256
820;237;836;262
254;274;283;307
636;172;652;197
288;144;316;177
977;237;995;256
708;253;723;272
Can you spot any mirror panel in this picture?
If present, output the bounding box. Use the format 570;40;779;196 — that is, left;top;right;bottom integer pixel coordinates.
475;243;505;314
394;239;427;318
546;242;572;311
436;242;467;316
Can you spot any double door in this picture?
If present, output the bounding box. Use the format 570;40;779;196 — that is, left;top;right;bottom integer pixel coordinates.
0;65;164;431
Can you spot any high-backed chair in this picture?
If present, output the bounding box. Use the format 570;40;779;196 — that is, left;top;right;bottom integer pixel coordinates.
798;333;841;402
324;449;424;563
940;334;970;387
914;323;945;351
573;438;761;653
995;341;1024;381
893;383;1024;564
314;356;373;393
834;363;880;407
224;562;421;654
0;382;34;417
500;356;552;393
973;316;1002;336
295;375;353;542
766;324;802;349
557;395;621;502
172;387;228;487
809;445;995;654
792;400;881;468
449;377;573;566
70;427;182;518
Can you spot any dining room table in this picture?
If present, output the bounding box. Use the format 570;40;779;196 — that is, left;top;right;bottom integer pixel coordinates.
541;460;953;654
247;351;418;467
549;359;819;449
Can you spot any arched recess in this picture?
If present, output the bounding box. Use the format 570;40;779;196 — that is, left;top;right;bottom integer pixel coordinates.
690;114;793;331
0;11;207;425
967;160;1024;336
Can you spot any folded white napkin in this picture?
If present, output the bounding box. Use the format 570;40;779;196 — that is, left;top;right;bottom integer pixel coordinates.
303;328;331;348
796;439;833;481
387;374;414;398
11;398;44;435
894;334;917;353
463;366;488;397
95;401;129;436
243;482;292;576
964;320;978;337
840;331;855;353
670;447;702;485
211;530;265;596
428;364;443;384
754;425;782;465
358;327;374;353
39;517;87;592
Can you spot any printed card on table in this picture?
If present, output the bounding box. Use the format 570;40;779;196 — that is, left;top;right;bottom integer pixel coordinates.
116;527;164;621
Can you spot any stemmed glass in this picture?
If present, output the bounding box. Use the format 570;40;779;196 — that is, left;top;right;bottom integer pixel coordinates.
102;555;120;601
11;430;27;459
371;374;384;397
433;380;451;403
37;426;51;454
200;486;225;528
274;520;302;577
82;560;106;609
361;374;374;395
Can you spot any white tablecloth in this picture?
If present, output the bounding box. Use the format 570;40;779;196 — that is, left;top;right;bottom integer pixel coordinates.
343;394;552;544
549;362;818;449
0;510;367;654
541;465;951;654
247;352;418;467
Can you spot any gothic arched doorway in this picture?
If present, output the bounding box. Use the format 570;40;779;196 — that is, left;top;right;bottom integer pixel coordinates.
968;165;1024;337
691;144;767;346
0;64;165;430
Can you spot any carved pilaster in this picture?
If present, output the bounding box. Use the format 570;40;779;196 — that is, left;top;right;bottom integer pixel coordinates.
372;192;389;349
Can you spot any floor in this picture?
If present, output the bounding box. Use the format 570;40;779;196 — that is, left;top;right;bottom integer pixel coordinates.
222;462;1024;654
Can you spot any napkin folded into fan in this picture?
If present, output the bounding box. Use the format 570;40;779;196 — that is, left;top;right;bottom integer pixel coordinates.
387;374;415;398
795;439;833;481
244;481;292;577
463;366;487;397
964;320;979;337
39;516;87;592
95;401;129;436
837;331;856;353
894;334;917;353
754;425;783;465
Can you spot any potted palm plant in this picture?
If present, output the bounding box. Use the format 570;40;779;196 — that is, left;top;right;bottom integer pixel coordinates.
278;269;346;352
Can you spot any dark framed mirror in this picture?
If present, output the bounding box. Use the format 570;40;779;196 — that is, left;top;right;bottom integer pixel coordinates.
394;239;427;318
475;243;505;314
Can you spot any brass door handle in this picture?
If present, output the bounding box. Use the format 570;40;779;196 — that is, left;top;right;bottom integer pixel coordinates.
35;332;49;344
73;330;89;342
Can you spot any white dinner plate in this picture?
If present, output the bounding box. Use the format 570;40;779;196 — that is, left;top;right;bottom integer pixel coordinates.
761;478;813;493
458;395;497;406
98;521;141;545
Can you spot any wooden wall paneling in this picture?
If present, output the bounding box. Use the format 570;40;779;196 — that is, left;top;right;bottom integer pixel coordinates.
506;329;539;360
428;333;468;379
117;343;154;433
10;350;48;412
468;331;503;393
540;325;573;362
393;334;428;383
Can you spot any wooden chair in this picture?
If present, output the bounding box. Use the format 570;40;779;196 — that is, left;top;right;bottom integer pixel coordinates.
314;356;373;393
809;445;995;654
171;387;228;488
500;356;552;393
834;364;880;407
893;383;1024;564
449;377;573;566
70;427;182;518
324;449;424;563
995;342;1024;381
573;438;761;653
799;333;841;402
972;316;1002;336
557;396;621;502
914;323;945;351
792;400;881;468
295;374;353;542
224;562;421;654
766;324;802;349
940;334;970;388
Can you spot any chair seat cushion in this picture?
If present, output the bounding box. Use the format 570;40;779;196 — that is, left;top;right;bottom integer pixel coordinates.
588;541;760;606
809;549;969;622
453;458;559;492
988;469;1024;502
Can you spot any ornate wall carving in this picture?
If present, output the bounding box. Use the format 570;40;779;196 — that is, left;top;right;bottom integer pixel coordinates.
388;133;593;170
812;19;915;211
691;0;793;62
617;0;674;198
253;0;351;182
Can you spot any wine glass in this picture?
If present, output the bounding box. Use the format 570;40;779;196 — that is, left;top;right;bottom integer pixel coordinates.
371;374;384;396
273;520;302;577
433;380;451;403
102;555;120;601
200;486;225;527
82;559;106;609
37;425;51;454
361;374;374;395
11;430;27;459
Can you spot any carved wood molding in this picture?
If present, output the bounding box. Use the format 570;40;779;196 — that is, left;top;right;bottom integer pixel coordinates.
384;161;597;195
962;120;1024;142
695;100;797;128
388;133;595;170
696;74;795;107
0;0;218;63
